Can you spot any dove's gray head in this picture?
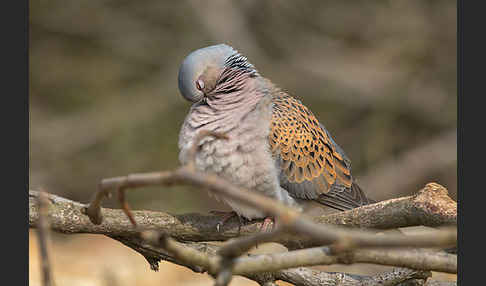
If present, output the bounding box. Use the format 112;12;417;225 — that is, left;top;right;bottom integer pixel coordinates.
178;44;258;103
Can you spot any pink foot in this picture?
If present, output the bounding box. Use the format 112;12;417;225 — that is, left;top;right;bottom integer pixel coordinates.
259;217;275;232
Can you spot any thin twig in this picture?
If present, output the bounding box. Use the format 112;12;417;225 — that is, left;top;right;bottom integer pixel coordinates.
87;167;456;251
231;246;456;274
348;248;457;274
117;185;137;227
214;227;285;286
141;232;457;275
217;227;285;258
36;190;54;286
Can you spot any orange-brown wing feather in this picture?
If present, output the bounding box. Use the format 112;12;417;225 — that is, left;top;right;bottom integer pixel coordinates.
269;90;370;210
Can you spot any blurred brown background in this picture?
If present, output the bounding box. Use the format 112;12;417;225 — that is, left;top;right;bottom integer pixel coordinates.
29;1;457;285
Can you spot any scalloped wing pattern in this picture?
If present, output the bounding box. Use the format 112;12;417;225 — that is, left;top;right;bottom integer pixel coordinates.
270;91;370;210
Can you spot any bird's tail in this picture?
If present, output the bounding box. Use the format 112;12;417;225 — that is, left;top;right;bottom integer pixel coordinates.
316;182;375;211
352;182;376;205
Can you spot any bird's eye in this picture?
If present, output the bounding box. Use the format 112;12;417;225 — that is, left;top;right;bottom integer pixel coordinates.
195;79;204;91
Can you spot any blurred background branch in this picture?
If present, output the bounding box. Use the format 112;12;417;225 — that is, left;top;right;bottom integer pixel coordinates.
358;130;456;201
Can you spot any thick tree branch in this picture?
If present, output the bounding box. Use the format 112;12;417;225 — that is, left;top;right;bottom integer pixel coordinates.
315;182;456;229
243;267;438;286
30;182;457;249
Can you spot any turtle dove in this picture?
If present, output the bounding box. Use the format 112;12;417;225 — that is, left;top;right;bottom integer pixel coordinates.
177;44;374;226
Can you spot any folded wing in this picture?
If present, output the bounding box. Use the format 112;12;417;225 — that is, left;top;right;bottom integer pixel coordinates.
269;91;373;210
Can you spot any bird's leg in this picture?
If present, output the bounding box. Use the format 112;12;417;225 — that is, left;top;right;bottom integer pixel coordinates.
209;210;241;232
258;217;275;232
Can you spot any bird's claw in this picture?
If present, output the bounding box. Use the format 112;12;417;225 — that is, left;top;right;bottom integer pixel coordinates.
210;210;238;232
259;217;275;232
